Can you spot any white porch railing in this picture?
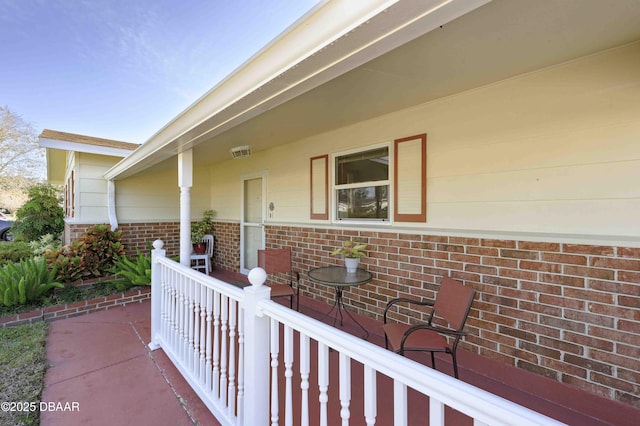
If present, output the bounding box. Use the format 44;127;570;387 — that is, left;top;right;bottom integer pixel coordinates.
148;240;565;426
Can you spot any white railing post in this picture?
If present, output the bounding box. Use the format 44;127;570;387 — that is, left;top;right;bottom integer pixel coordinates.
149;239;166;350
242;267;271;426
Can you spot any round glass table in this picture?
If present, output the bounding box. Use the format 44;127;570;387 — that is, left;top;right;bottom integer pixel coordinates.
307;266;372;339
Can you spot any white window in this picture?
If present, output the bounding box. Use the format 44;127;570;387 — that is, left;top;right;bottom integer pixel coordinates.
334;146;390;221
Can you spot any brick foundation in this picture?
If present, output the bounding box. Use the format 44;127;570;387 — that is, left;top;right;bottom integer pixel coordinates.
264;225;640;408
66;221;239;269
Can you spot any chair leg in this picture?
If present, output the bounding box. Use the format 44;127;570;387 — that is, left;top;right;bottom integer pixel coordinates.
430;352;436;370
451;352;459;379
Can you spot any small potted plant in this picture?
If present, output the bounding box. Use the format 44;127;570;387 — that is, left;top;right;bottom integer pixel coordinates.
331;240;367;273
191;209;216;253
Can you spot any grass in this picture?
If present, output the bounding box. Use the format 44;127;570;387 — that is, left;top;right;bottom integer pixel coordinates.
0;322;48;426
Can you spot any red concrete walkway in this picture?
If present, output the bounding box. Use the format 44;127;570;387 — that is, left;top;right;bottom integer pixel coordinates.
41;300;218;426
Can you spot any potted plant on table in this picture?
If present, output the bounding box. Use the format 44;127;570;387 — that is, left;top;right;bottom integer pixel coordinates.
191;209;216;254
331;240;367;273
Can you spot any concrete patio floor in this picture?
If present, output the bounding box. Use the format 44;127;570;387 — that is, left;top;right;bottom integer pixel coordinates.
40;271;639;425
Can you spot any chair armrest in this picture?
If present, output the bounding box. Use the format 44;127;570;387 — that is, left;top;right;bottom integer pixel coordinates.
383;297;434;324
400;324;467;350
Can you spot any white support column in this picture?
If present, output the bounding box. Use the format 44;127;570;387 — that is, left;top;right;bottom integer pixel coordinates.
178;150;193;267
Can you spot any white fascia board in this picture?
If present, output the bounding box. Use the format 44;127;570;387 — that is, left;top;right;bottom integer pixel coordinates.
39;137;134;158
105;0;490;181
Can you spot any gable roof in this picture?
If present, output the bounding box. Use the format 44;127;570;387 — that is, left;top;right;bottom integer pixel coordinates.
39;129;139;157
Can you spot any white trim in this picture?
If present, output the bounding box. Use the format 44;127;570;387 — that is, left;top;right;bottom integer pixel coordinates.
39;138;134;157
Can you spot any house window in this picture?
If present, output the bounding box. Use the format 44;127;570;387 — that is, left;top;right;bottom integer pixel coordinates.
334;146;389;220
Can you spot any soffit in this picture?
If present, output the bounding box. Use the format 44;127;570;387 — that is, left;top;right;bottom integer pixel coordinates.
109;0;640;179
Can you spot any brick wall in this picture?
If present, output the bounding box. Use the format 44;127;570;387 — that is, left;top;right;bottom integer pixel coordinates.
264;225;640;408
66;221;239;269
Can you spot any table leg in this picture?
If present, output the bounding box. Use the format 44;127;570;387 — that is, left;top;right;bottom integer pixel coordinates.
320;287;369;340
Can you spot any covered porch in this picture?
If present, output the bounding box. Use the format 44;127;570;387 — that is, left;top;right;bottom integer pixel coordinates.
41;266;638;425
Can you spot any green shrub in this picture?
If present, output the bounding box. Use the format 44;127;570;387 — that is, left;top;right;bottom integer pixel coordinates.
29;233;62;259
0;241;33;266
45;224;125;282
11;183;64;242
0;258;63;306
106;251;151;291
46;242;84;283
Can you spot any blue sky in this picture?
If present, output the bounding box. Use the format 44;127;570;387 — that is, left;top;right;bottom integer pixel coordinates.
0;0;319;144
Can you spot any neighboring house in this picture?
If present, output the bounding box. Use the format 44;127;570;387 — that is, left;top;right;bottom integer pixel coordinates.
40;1;640;408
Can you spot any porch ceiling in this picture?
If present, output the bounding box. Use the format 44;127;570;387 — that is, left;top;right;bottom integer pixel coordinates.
107;0;640;179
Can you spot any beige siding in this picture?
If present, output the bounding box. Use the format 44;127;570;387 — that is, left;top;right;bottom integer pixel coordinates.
210;42;640;241
75;153;122;223
116;164;210;222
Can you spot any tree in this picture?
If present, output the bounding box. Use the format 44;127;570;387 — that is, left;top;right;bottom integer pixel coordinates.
12;183;64;241
0;107;46;212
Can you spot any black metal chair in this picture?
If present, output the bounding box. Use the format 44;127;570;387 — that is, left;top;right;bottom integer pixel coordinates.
383;276;475;378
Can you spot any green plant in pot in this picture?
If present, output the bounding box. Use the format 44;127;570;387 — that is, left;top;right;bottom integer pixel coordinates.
191;209;216;254
330;240;367;273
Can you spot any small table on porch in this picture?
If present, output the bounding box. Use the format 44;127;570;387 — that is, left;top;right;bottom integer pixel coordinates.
307;266;372;339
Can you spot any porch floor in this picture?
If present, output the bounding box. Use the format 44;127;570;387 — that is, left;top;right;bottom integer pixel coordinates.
40;269;638;425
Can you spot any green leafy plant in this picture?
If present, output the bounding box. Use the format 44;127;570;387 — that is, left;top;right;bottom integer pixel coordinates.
0;258;63;306
46;242;84;283
105;251;151;291
76;224;125;277
191;209;217;243
0;241;33;266
330;240;367;258
45;224;125;282
29;233;61;259
11;183;64;242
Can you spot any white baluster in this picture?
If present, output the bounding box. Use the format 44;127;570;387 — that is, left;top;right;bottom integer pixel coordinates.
213;291;220;396
339;353;351;426
205;288;213;390
284;325;294;426
193;282;201;379
270;319;280;426
237;306;245;426
364;365;376;426
228;300;237;416
182;277;189;363
300;334;310;426
220;295;229;405
430;396;445;426
318;343;329;426
188;278;195;372
199;285;206;384
394;380;407;426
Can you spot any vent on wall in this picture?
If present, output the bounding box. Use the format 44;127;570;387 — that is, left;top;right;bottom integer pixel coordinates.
230;145;251;159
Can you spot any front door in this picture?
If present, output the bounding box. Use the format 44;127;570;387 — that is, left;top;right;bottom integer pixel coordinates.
240;173;266;274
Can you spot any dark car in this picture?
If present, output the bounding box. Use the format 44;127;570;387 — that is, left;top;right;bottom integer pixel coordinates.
0;219;13;242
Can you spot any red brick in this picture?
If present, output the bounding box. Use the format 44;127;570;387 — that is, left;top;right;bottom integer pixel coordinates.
563;265;615;280
500;249;539;260
517;241;561;252
588;302;639;321
481;239;516;248
618;247;640;258
541;252;587;266
519;260;562;273
539;294;585;310
619;271;640;284
590;256;640;271
562;244;615;256
563;331;613;352
540;273;585;288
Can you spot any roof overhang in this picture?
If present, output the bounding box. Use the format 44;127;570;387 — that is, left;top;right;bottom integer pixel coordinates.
104;0;640;180
39;129;139;184
104;0;490;180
